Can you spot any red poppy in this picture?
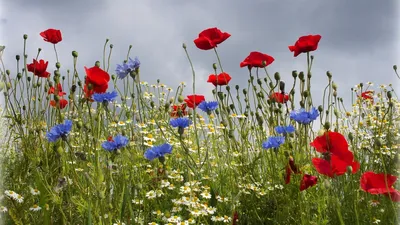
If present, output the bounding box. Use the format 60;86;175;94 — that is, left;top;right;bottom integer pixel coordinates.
184;95;205;108
50;99;68;109
300;174;318;191
289;35;321;57
207;72;231;86
48;83;66;96
240;51;275;69
311;131;359;166
285;156;301;184
83;66;110;98
360;91;374;103
312;154;360;178
40;29;62;44
170;104;188;118
27;59;51;78
269;92;290;103
194;27;231;50
361;171;400;202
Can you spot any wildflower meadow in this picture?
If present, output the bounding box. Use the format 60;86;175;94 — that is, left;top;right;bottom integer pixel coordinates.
0;27;399;224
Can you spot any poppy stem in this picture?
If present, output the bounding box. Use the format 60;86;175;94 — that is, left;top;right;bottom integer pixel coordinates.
53;44;59;63
213;48;224;73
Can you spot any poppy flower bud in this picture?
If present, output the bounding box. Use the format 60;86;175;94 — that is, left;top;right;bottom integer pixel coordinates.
22;105;26;111
332;82;337;91
169;98;174;104
290;90;295;96
292;70;298;78
110;44;113;49
62;76;65;81
307;72;312;78
182;43;187;49
393;65;397;71
243;89;247;95
217;94;227;106
178;95;184;103
310;55;314;60
111;74;116;80
94;61;101;67
77;121;83;129
274;72;280;81
326;71;332;78
54;70;60;77
72;51;78;57
323;122;330;130
17;73;22;80
215;109;219;115
262;60;267;67
27;76;31;82
211;89;216;95
387;91;392;99
317;105;323;113
303;91;309;98
269;82;274;89
23;34;28;39
15;55;20;61
279;81;285;92
6;70;10;76
257;92;264;99
235;85;240;90
150;101;155;108
299;101;305;108
6;82;11;90
334;109;339;117
212;63;217;70
226;86;230;91
333;91;337;97
56;62;61;69
54;95;60;102
359;83;363;88
298;72;304;80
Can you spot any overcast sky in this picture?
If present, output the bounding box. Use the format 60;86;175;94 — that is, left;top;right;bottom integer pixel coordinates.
0;0;399;109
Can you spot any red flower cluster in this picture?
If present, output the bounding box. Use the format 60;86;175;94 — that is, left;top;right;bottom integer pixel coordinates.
194;28;231;50
240;51;274;69
269;92;290;103
27;59;51;78
360;91;374;103
48;83;68;109
361;171;400;202
311;131;360;177
83;66;110;98
184;95;205;108
170;104;188;118
40;29;62;44
289;35;321;57
207;72;231;86
285;156;317;191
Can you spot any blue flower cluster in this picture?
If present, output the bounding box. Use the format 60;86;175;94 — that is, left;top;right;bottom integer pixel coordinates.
115;57;140;79
93;91;118;103
102;135;129;152
290;107;319;124
198;101;218;114
170;117;192;128
275;125;295;134
262;136;285;149
144;143;173;161
46;120;72;142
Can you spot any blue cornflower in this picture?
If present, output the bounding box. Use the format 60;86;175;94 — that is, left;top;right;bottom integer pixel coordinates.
275;125;295;134
290;107;319;125
198;101;218;114
144;143;173;161
115;57;140;79
170;117;192;128
46;120;72;142
93;91;118;103
102;135;129;152
262;136;285;149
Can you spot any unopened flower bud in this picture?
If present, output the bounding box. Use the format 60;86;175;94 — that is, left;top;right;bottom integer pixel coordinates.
332;82;337;91
27;76;31;82
387;91;392;99
212;63;217;70
279;81;285;92
274;72;280;81
318;105;323;112
111;75;116;80
182;43;187;49
109;44;113;48
17;73;22;80
292;70;298;78
298;72;304;80
262;60;267;67
235;85;239;90
23;34;28;39
243;89;247;95
326;71;332;78
178;95;184;103
56;62;61;69
16;55;20;61
303;91;309;98
393;65;397;71
95;61;101;67
72;51;78;57
333;91;337;97
346;166;353;174
323;122;330;130
307;72;312;78
226;86;230;91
